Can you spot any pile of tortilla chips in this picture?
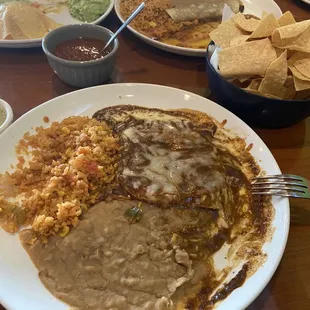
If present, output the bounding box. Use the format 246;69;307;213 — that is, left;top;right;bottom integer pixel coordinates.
209;11;310;100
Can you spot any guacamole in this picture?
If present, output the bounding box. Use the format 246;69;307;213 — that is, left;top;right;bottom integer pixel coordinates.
68;0;110;23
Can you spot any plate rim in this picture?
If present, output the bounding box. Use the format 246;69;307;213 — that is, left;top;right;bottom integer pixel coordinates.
0;0;115;48
114;0;283;57
0;83;290;310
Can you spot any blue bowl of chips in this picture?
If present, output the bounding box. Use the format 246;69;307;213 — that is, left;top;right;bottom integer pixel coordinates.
206;42;310;129
205;10;310;128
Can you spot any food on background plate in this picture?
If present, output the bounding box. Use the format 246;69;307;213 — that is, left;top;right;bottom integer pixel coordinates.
0;0;113;41
32;0;69;15
0;2;62;40
166;0;242;23
53;37;112;61
68;0;111;22
209;11;310;100
0;106;274;309
119;0;244;49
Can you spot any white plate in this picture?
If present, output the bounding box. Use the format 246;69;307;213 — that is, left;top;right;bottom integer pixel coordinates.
0;0;114;48
114;0;282;57
0;84;289;310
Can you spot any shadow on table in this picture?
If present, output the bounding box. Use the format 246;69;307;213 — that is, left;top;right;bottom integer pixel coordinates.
290;200;310;226
255;119;307;149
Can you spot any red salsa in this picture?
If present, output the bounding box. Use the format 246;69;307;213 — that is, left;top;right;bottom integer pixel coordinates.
53;37;112;61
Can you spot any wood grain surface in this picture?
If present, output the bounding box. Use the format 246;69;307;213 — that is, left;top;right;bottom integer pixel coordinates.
0;0;310;309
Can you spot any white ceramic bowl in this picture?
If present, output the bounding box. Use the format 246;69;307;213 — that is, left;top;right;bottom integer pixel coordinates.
0;99;13;134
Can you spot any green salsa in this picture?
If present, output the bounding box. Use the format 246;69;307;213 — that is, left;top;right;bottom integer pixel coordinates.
68;0;110;23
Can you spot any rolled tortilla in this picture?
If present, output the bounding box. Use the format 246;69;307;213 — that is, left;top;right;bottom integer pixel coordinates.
0;2;61;40
166;0;243;23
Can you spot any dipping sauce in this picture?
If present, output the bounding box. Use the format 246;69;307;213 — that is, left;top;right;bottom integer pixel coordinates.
0;109;6;127
53;37;112;61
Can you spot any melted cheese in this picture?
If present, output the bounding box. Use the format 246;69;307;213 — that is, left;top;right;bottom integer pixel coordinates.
120;117;226;207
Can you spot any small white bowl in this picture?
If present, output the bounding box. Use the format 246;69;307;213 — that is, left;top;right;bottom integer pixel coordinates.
0;99;14;134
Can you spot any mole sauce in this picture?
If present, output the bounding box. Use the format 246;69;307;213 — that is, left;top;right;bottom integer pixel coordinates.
53;37;112;61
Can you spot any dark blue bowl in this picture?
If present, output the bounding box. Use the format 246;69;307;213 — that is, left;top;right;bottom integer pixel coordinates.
206;42;310;129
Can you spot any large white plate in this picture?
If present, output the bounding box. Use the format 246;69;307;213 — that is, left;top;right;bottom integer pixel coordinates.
0;84;289;310
0;0;114;48
115;0;282;57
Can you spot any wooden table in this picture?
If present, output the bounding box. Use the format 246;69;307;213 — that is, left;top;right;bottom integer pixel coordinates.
0;1;309;309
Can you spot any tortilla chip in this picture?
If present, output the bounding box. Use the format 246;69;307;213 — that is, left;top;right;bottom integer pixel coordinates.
294;56;310;79
274;47;284;57
288;51;309;65
258;50;288;98
248;14;279;39
244;89;262;96
287;49;297;59
272;20;310;52
209;19;245;48
218;38;277;77
275;47;295;59
293;75;310;91
247;79;262;90
288;52;310;80
285;26;310;53
273;20;310;40
283;76;296;99
278;11;296;27
262;11;269;19
230;34;250;46
284;75;294;87
237;76;252;83
233;13;260;32
289;66;310;82
294;89;310;100
244;88;280;99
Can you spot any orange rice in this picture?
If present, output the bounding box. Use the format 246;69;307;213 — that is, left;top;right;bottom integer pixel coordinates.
0;116;119;240
120;0;197;39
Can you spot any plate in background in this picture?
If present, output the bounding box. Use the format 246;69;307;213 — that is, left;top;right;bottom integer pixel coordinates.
0;0;114;48
115;0;282;57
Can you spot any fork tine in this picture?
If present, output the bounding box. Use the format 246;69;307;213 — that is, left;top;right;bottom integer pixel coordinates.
252;174;305;182
251;184;306;193
252;190;304;198
252;180;307;187
251;174;309;199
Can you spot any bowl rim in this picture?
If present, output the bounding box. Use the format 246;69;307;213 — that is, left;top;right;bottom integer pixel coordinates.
206;41;310;104
42;24;119;67
0;99;14;135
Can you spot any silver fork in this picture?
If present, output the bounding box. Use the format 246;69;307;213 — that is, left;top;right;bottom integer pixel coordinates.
251;174;310;199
